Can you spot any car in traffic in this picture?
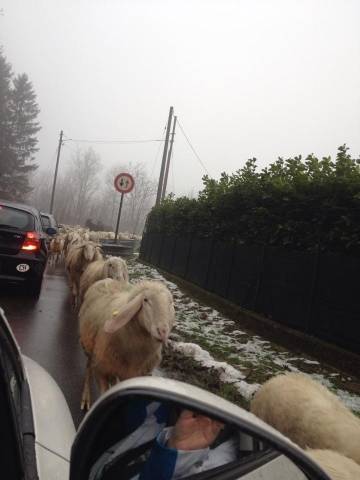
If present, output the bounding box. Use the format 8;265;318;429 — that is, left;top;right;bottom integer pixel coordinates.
0;200;56;297
40;211;59;235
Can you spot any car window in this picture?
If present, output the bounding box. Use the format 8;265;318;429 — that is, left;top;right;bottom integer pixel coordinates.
41;215;51;228
0;206;34;231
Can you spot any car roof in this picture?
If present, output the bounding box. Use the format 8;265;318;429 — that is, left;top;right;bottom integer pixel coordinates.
0;199;40;217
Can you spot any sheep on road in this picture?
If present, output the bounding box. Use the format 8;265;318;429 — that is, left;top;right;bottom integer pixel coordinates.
79;278;175;410
78;256;129;305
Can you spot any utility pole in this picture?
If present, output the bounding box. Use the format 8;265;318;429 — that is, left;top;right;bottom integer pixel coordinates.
49;130;63;214
161;115;177;201
155;106;173;206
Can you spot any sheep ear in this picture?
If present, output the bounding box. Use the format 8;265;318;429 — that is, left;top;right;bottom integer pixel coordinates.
104;294;143;334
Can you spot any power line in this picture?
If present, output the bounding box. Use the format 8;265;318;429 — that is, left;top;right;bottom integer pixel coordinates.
177;119;211;177
63;136;164;145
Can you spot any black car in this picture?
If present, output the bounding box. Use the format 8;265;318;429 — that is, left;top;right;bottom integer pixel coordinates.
0;200;56;298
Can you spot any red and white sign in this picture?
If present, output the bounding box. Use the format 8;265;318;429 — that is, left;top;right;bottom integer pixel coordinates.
114;173;135;193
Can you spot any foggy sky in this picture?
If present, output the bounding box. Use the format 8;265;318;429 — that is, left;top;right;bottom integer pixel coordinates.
1;0;359;196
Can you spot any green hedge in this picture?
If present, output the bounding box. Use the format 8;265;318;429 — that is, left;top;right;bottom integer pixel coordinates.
147;145;360;256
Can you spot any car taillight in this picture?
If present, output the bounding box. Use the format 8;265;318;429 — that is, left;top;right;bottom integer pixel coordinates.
21;232;41;252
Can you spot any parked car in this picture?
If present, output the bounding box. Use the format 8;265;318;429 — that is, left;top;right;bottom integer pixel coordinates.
40;211;59;235
0;200;56;297
0;307;75;479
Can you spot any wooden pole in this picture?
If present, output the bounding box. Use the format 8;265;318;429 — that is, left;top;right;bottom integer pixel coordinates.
161;115;177;201
49;130;63;214
155;106;173;206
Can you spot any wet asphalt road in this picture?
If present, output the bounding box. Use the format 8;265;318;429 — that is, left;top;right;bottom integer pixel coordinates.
0;264;86;427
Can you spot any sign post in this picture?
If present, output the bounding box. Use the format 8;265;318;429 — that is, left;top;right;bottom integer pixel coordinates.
114;173;135;242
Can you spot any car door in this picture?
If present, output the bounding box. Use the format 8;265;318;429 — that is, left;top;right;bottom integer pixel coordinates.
0;307;38;479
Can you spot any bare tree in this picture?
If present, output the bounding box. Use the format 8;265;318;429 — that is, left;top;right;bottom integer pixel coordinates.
70;147;102;223
29;155;153;233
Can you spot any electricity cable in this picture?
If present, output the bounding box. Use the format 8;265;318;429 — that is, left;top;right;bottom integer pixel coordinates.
63;137;164;145
177;119;211;177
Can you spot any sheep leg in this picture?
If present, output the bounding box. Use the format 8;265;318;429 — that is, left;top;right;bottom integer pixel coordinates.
80;357;92;411
95;373;109;395
71;283;78;310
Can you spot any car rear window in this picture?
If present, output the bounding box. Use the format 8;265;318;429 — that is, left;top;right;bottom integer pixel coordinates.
41;215;51;228
0;206;35;231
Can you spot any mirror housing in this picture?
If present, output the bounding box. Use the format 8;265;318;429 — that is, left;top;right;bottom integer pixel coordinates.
70;377;331;480
46;227;57;235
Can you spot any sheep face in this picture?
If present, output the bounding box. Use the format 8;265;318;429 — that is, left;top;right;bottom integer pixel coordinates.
104;286;175;343
104;258;128;283
83;243;102;262
137;288;175;343
83;243;96;261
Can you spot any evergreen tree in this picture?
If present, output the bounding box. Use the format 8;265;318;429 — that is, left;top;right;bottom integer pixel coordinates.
7;73;40;199
0;47;41;201
0;48;16;195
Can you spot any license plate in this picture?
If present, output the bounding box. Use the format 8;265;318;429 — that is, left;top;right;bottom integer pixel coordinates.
16;264;30;273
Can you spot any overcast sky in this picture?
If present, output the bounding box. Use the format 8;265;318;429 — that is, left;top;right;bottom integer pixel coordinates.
1;0;359;196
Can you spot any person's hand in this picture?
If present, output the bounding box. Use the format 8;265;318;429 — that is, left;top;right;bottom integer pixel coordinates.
167;410;224;451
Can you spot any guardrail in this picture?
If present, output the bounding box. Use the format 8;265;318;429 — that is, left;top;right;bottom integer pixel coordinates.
100;239;140;258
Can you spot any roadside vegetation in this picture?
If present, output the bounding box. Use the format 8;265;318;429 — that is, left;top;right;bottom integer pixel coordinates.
148;145;360;256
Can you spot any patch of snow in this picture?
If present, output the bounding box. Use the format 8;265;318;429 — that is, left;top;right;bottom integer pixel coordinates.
172;341;260;400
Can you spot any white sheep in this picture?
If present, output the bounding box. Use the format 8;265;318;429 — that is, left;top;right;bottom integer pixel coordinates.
89;231;101;243
78;256;129;305
306;449;360;480
250;373;360;465
64;231;82;256
48;235;65;266
78;278;175;410
65;241;103;308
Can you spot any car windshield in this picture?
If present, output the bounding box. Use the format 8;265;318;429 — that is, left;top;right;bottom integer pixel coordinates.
41;215;51;228
0;206;34;231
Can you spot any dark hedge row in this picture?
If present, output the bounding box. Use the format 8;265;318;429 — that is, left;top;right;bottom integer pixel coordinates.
147;146;360;255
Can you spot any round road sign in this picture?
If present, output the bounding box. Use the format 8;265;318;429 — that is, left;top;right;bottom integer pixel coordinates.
114;173;135;193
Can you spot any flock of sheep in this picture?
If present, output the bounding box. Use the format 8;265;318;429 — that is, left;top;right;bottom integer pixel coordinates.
49;227;175;410
49;228;359;480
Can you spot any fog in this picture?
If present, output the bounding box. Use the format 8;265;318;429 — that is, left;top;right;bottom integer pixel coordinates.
1;0;359;196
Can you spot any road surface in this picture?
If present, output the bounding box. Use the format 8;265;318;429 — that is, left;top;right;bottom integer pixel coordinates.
0;264;86;427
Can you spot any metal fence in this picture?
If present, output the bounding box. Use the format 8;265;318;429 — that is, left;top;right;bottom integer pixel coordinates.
140;233;360;354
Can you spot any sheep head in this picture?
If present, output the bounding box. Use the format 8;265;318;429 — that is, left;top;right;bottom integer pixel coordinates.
103;257;129;283
83;242;102;262
104;282;175;343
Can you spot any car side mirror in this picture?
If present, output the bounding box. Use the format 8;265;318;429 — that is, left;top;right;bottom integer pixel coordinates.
46;227;57;235
69;377;331;480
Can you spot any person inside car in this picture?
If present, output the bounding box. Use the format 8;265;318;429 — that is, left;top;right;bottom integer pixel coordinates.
89;400;239;480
